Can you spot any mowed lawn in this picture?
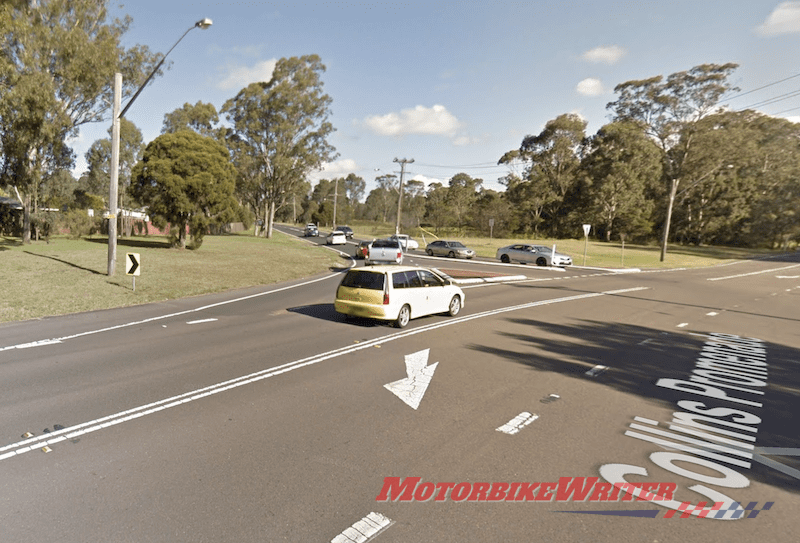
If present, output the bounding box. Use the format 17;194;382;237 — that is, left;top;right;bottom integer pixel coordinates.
0;230;345;324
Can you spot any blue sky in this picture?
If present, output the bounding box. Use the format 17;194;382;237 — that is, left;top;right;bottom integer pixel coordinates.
70;1;800;196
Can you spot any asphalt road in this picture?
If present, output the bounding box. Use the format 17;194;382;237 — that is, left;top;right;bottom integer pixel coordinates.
1;232;798;542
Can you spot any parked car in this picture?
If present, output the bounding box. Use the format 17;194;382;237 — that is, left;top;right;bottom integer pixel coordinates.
425;240;475;259
304;223;318;237
496;244;572;267
335;225;354;239
356;240;372;259
334;265;465;328
389;234;419;250
326;230;347;245
366;238;403;265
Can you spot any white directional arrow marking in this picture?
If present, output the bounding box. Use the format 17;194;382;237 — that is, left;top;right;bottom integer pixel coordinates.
384;349;438;410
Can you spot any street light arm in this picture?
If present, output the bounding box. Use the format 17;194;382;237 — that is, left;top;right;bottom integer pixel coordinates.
119;18;212;119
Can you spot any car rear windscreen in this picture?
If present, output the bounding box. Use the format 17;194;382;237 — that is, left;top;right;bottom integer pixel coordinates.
372;239;400;248
340;270;385;290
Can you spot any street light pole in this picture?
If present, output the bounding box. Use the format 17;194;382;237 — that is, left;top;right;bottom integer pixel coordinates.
107;18;212;276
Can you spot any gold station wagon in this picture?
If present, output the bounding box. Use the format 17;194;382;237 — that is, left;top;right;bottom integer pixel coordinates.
334;265;465;328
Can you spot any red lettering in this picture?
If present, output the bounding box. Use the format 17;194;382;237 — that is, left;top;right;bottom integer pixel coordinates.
414;482;435;502
468;482;491;501
588;482;612;502
657;482;676;500
376;476;420;502
451;482;471;501
434;482;456;501
515;483;541;501
487;482;509;501
620;483;643;501
555;477;598;502
505;483;522;501
639;482;659;501
535;482;557;501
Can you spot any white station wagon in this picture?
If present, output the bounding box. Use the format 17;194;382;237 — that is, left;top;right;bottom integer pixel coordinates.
334;266;465;328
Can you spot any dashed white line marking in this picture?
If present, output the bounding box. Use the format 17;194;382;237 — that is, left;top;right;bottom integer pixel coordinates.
706;312;718;316
497;412;539;435
186;318;218;325
677;323;689;328
332;512;393;543
585;364;609;377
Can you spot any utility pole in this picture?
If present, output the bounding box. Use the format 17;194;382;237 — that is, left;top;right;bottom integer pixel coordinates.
333;177;338;227
393;157;414;235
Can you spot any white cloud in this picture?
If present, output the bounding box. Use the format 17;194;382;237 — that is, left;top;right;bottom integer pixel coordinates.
757;2;800;35
581;45;626;65
576;78;605;97
217;59;277;90
362;104;461;137
308;159;359;183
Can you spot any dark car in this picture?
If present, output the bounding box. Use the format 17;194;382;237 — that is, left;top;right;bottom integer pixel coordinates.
335;225;354;239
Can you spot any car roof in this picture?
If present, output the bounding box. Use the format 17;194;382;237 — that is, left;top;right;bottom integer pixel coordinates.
351;265;427;273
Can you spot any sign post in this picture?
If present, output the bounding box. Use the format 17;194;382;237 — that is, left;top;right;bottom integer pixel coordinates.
489;218;494;239
126;252;140;291
582;224;591;266
620;233;627;267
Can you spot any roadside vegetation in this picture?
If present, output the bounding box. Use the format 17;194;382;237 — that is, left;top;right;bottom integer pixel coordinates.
1;224;784;325
0;231;343;324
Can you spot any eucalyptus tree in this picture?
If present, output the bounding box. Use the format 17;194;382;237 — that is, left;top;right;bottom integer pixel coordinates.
607;63;739;259
580;121;662;241
0;0;160;243
445;172;482;233
162;101;221;139
501;113;587;236
222;55;337;238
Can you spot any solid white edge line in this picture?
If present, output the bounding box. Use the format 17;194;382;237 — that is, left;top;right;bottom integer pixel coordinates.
708;263;800;281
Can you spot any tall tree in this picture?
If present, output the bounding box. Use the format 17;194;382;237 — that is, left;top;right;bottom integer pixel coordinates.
580;121;662;241
129;131;238;249
0;0;160;243
446;172;482;233
222;55;337;238
505;113;587;236
607;63;739;260
162;101;221;138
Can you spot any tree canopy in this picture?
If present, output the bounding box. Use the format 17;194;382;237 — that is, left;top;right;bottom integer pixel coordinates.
0;0;160;242
222;54;337;238
129;131;238;249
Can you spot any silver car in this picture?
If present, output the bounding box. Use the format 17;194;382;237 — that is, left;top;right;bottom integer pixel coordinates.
496;244;572;267
425;240;475;259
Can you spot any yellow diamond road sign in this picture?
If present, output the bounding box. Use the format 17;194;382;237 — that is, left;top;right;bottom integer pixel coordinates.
126;253;140;276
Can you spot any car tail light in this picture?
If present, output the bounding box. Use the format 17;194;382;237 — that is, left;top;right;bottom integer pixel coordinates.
383;292;390;305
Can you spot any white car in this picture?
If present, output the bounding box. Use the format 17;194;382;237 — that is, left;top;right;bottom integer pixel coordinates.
326;230;347;245
496;244;572;267
334;265;465;328
389;234;419;251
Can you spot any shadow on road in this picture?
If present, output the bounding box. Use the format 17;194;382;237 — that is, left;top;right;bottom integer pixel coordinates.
468;317;800;493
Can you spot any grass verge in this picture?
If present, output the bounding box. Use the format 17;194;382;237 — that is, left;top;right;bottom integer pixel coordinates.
0;230;344;324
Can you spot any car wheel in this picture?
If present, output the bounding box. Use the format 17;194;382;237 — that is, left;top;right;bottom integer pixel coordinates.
448;251;455;258
426;249;433;256
395;304;411;328
536;257;547;266
448;295;461;317
500;254;510;263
